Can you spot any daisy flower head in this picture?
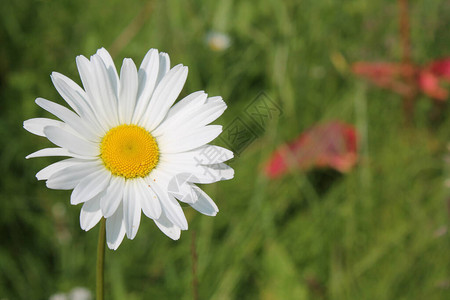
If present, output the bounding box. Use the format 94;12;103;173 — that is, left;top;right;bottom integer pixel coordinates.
24;48;234;250
205;31;231;52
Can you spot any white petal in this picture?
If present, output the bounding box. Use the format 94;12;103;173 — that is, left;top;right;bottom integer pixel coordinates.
26;147;90;159
158;125;222;153
123;180;142;239
150;176;188;230
101;176;125;218
96;48;119;95
154;210;181;240
76;55;97;97
156;52;170;85
51;72;84;116
36;158;85;181
35;98;99;142
203;146;234;163
206;96;224;103
119;58;138;124
25;115;87;139
150;160;182;178
70;169;111;205
160;145;234;166
191;163;235;184
91;55;119;125
167;173;198;204
51;72;105;135
140;65;188;130
190;185;219;216
44;126;99;157
154;161;234;184
135;177;161;219
23;118;63;137
155;97;226;136
46;161;101;189
132;49;159;124
182;97;226;128
165;91;207;119
80;194;103;231
152;91;207;136
76;55;111;128
106;202;126;250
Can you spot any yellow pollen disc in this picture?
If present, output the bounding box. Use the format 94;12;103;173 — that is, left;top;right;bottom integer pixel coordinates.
100;124;159;179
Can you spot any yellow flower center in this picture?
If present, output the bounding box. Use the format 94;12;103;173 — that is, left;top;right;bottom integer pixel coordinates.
100;124;159;179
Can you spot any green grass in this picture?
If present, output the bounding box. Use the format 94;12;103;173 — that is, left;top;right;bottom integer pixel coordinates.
1;0;449;299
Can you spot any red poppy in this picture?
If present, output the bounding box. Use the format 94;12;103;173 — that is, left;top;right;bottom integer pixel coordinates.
265;121;358;178
351;62;414;97
352;58;450;101
419;58;450;100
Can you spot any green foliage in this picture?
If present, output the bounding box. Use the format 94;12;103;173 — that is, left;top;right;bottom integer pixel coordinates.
1;0;449;299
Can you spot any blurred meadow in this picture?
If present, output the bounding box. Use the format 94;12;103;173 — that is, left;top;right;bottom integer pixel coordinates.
1;0;450;299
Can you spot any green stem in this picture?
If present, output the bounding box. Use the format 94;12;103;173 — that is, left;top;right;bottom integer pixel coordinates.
97;218;106;300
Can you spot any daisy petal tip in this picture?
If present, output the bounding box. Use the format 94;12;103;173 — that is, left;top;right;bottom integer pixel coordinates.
49;71;58;79
209;95;224;102
22;122;34;136
96;47;108;54
35;97;51;108
107;241;120;251
80;222;89;231
50;71;63;79
69;194;78;205
171;64;182;71
75;55;89;66
126;223;140;240
167;229;181;240
127;230;138;240
179;65;189;76
101;207;115;219
45;180;54;189
121;57;132;65
147;48;159;56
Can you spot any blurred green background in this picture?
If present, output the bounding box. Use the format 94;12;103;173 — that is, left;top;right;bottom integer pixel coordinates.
1;0;449;299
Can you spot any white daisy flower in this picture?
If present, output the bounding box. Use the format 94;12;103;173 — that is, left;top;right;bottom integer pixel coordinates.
24;48;234;250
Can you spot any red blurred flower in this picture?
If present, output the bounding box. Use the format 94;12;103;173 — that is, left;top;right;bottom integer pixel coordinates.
265;121;358;178
419;58;450;100
418;70;448;100
429;58;450;80
352;57;450;101
352;62;414;97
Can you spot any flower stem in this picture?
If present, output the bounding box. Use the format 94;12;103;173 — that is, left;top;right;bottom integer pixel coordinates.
191;230;198;300
97;218;106;300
